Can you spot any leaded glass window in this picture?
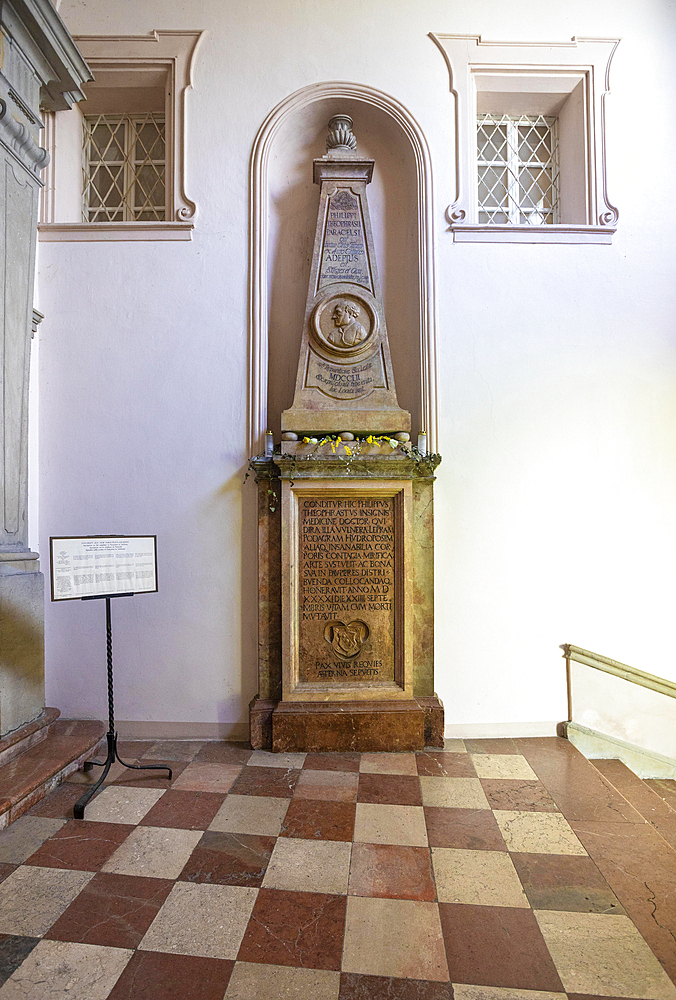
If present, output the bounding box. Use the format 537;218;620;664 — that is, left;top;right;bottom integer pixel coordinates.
82;113;166;222
477;114;560;225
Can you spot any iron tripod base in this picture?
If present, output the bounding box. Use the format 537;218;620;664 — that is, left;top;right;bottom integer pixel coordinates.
73;731;172;820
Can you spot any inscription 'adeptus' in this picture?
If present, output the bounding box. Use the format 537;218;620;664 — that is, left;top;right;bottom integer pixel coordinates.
298;495;395;685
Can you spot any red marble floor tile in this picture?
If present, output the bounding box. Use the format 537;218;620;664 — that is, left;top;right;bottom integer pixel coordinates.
0;864;16;884
27;783;87;818
23;819;133;871
45;872;173;948
514;737;643;823
339;973;454;998
646;778;676;812
303;752;361;773
238;887;346;970
571;818;676;984
193;743;253;765
424;807;506;851
115;741;155;759
51;719;106;741
439;902;564;992
349;843;436;901
463;738;519;754
0;935;40;987
280;799;355;841
229;765;301;798
142;741;205;762
357;774;422;806
479;777;558;812
567;995;646;1000
510;851;624;913
416;753;477;778
106;951;235;1000
139;790;225;830
178;830;275;887
592;759;676;850
112;759;187;788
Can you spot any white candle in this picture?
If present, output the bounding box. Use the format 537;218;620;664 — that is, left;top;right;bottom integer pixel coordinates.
265;431;274;457
417;431;427;455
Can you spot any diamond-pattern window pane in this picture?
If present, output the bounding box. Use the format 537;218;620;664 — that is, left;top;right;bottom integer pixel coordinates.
477;114;559;225
83;114;166;223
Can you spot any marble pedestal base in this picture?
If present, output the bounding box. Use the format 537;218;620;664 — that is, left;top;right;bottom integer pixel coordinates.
250;694;444;752
250;452;444;752
0;557;45;737
273;699;424;753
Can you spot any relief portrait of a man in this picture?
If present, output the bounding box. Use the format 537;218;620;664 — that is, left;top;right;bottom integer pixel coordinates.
328;299;368;348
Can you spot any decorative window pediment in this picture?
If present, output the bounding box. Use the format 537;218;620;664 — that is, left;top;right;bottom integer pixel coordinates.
430;34;620;244
39;29;203;241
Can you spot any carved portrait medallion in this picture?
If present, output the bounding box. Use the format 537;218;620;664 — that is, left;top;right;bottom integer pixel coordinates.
311;292;378;361
323;619;370;660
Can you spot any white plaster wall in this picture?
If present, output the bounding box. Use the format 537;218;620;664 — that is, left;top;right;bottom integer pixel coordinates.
38;0;676;734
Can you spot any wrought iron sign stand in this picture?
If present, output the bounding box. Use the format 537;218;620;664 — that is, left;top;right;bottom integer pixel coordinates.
73;593;171;819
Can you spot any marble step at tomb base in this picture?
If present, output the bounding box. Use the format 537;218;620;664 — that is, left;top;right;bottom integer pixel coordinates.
591;757;676;852
269;696;444;753
0;714;105;829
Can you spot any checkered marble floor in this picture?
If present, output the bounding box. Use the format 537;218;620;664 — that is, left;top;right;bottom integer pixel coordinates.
0;737;674;999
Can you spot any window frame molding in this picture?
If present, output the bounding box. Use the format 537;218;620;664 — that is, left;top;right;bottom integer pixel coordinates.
39;28;204;242
429;33;620;244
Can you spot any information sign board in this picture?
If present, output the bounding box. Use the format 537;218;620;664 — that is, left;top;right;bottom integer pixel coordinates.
49;535;157;601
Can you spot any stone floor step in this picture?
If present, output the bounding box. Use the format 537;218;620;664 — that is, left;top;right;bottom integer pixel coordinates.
0;707;61;768
645;777;676;813
592;757;676;851
0;718;105;829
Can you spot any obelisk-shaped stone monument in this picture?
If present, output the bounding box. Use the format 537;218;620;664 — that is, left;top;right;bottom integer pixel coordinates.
249;116;443;753
281;115;410;437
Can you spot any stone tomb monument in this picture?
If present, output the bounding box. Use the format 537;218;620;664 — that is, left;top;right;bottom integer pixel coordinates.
250;116;443;751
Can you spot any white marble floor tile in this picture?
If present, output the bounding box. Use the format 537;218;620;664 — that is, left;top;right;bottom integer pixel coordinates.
208;794;289;836
432;847;529;907
0;940;132;999
494;811;587;855
452;988;566;1000
342;896;449;980
353;803;428;847
247;751;306;769
0;866;93;936
0;816;65;864
139;881;258;959
81;785;165;825
535;910;676;999
101;825;202;879
263;837;351;894
419;776;489;810
470;754;537;780
224;962;340;1000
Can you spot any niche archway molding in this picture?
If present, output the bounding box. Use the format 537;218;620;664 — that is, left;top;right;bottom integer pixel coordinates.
248;81;439;455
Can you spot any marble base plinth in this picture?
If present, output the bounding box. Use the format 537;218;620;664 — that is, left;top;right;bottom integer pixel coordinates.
271;700;428;752
0;561;45;737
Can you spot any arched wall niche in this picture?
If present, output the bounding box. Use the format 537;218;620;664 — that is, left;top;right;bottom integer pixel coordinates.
249;82;438;453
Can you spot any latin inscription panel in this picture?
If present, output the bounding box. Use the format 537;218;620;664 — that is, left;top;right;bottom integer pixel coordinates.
318;190;373;291
299;496;395;684
305;350;386;399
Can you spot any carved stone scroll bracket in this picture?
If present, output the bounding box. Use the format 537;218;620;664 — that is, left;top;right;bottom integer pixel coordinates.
0;94;49;179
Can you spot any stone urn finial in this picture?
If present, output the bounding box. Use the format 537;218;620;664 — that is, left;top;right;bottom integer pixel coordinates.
326;115;357;152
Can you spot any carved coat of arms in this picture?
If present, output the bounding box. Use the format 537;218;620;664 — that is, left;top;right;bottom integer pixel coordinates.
323;620;370;660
